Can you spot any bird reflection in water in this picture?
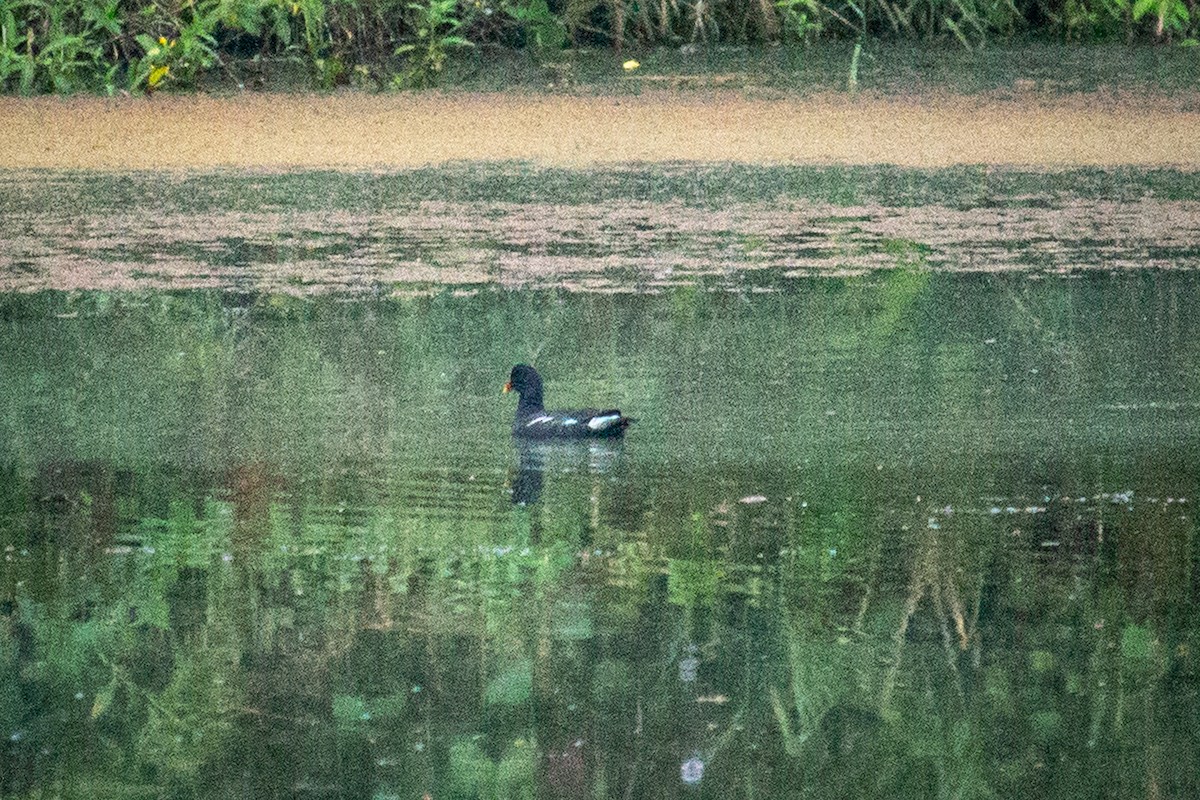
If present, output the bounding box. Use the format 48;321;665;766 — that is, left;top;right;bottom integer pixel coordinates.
508;438;626;506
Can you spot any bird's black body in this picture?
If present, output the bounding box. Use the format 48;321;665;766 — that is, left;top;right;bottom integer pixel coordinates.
503;364;632;439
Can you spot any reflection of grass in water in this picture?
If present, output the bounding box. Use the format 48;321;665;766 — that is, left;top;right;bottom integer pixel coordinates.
768;489;1200;797
6;394;1197;797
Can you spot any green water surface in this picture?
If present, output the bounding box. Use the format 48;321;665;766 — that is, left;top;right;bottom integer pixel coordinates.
1;166;1198;799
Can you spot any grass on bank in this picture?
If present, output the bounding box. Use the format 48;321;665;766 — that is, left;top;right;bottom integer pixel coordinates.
0;0;1197;95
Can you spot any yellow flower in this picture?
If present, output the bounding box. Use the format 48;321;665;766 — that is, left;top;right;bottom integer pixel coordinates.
158;36;167;46
622;59;640;71
148;64;170;88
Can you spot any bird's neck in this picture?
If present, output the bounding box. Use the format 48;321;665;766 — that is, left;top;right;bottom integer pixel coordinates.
517;390;544;415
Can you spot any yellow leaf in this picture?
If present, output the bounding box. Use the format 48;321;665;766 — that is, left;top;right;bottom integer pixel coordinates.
623;59;640;71
148;65;170;87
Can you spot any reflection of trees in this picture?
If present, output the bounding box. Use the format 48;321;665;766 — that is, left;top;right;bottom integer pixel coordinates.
5;448;1198;798
4;273;1200;796
769;490;1199;800
879;524;979;710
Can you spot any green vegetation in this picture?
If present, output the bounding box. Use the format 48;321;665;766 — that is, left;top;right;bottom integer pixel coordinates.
391;0;474;87
1;0;1197;94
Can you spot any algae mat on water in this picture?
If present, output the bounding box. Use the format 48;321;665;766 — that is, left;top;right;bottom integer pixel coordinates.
3;165;1200;294
2;92;1200;169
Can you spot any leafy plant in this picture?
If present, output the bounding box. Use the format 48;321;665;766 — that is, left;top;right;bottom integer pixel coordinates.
505;0;567;54
2;0;1200;94
290;0;329;58
392;0;472;88
206;0;327;57
1;1;43;93
776;0;823;40
0;0;121;93
1059;0;1132;39
311;52;343;86
1132;0;1190;38
127;0;221;91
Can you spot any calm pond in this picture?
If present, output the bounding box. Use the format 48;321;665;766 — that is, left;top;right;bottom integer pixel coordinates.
1;165;1198;798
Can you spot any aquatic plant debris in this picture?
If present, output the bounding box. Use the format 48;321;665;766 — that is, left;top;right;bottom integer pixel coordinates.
3;170;1199;295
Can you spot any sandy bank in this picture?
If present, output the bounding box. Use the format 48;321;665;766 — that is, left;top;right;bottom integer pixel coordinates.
3;91;1199;170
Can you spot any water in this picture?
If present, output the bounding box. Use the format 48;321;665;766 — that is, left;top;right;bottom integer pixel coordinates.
1;166;1198;798
254;42;1200;97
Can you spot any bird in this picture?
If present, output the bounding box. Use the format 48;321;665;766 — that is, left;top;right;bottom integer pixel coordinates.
503;364;633;438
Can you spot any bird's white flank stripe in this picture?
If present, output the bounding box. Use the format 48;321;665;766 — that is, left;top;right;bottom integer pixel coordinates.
587;414;620;431
526;415;554;427
562;418;578;426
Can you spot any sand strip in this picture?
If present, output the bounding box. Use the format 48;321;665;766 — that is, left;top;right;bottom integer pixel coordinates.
3;92;1198;170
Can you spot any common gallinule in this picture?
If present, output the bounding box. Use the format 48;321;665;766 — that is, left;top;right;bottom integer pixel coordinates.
503;364;633;438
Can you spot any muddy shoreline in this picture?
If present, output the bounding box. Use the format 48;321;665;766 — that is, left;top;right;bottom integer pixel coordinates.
4;91;1199;170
